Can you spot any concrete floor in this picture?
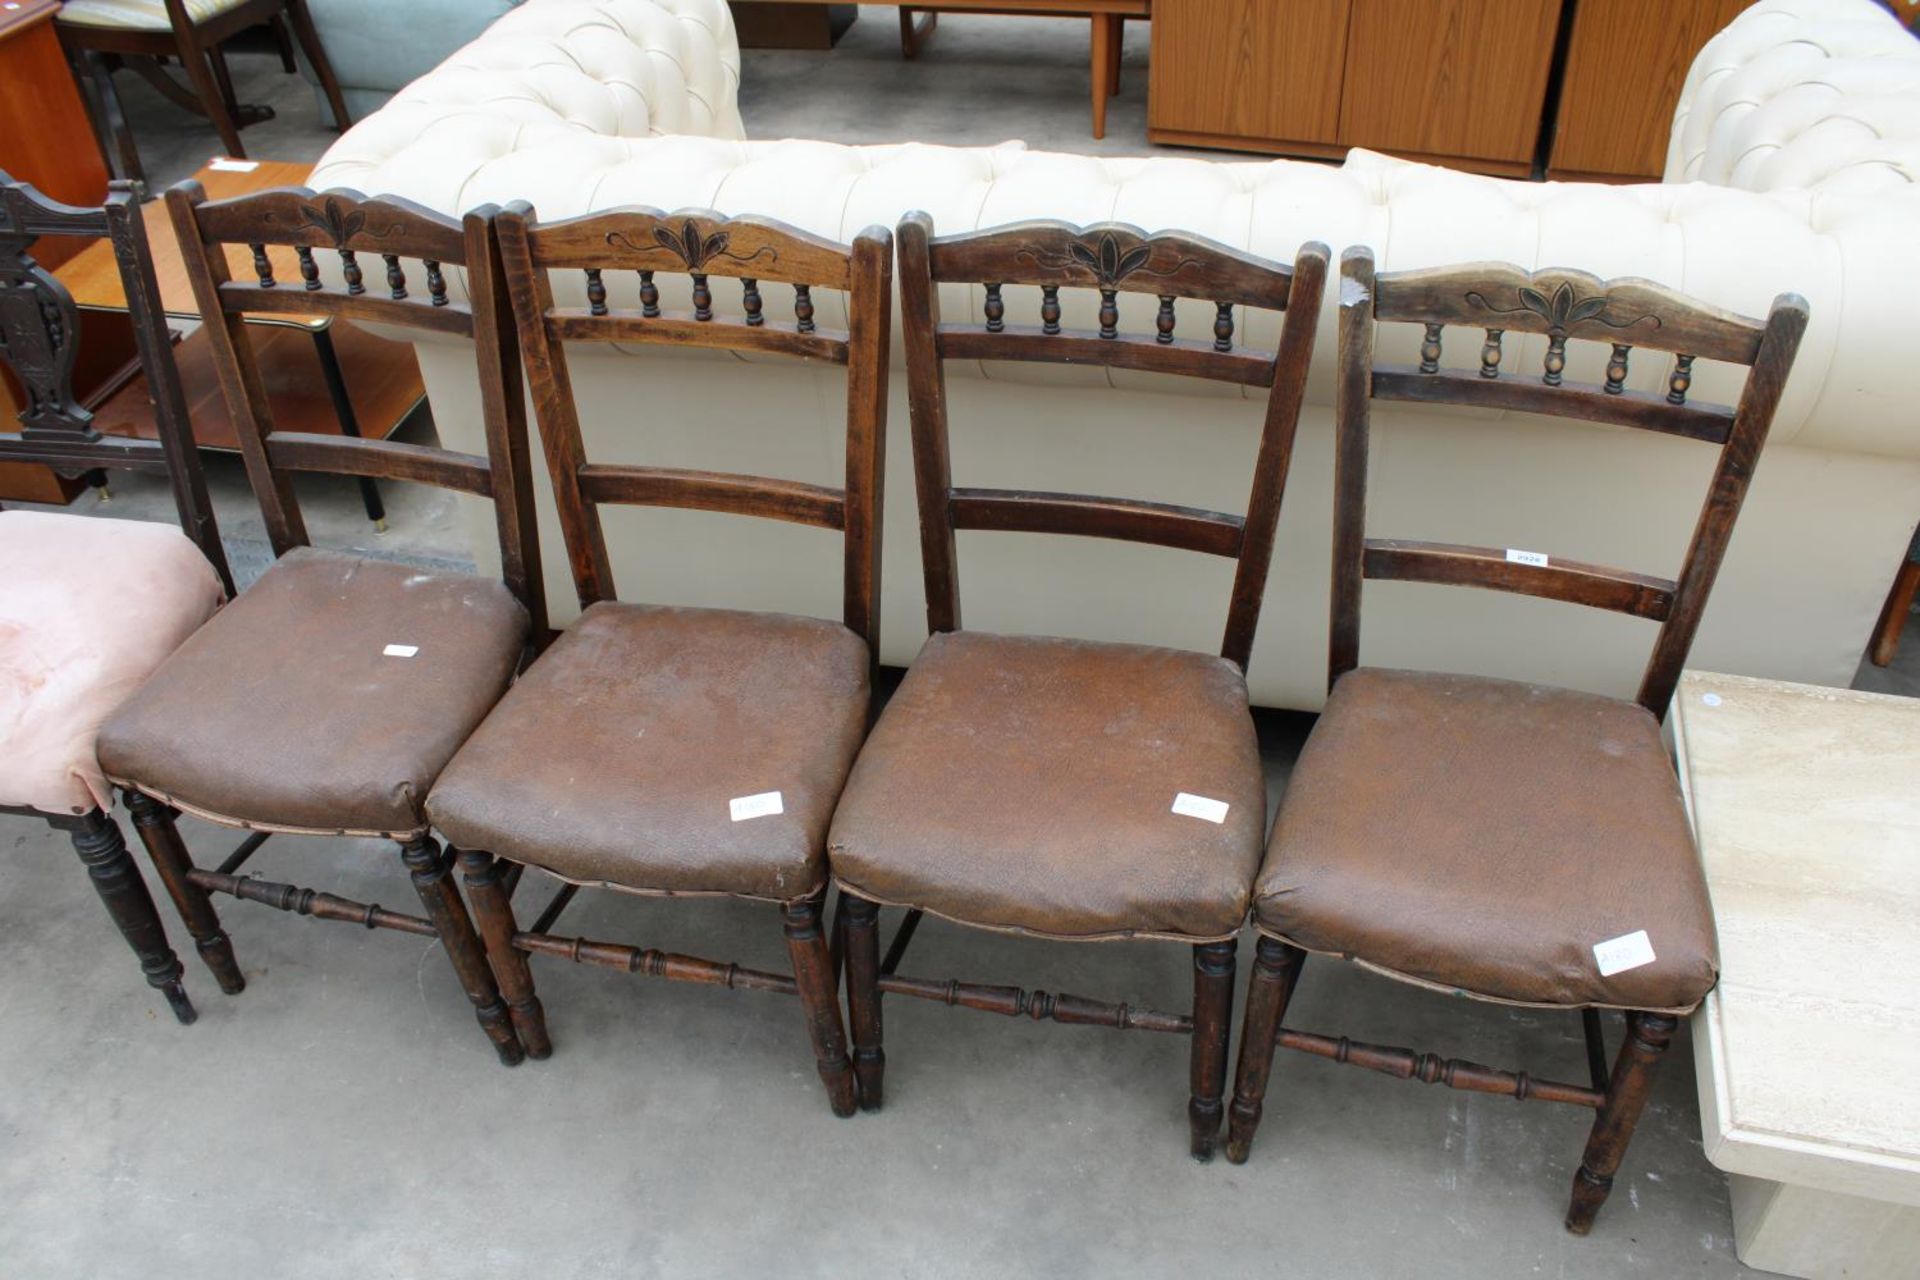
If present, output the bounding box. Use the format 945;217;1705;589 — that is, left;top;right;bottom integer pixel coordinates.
9;13;1920;1279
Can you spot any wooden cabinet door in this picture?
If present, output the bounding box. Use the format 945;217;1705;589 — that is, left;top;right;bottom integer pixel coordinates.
1148;0;1352;148
1338;0;1564;170
1550;0;1752;181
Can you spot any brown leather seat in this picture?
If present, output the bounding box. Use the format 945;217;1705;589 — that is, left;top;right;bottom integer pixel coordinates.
828;630;1266;942
1253;667;1718;1014
97;547;528;839
426;601;870;901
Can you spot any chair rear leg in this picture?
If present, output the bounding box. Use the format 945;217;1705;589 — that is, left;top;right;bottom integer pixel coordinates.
125;791;245;994
1188;938;1237;1160
173;31;245;158
841;893;886;1111
1225;935;1306;1163
399;835;522;1066
1565;1012;1677;1234
456;849;551;1059
783;894;857;1117
284;0;352;130
67;808;195;1024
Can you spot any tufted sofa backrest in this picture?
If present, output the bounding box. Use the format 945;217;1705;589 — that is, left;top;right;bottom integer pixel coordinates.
1668;0;1920;192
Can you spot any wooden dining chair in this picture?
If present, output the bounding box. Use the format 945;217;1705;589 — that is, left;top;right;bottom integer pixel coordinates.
829;213;1327;1157
92;182;547;1064
59;0;351;178
1226;248;1808;1231
425;204;892;1113
0;171;230;1023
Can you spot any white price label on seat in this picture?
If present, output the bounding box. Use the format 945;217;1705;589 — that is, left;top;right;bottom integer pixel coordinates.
382;644;419;658
1505;548;1550;568
1171;792;1230;824
729;791;784;822
208;157;260;172
1593;929;1656;977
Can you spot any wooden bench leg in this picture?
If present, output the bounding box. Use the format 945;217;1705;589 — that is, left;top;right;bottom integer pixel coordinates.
900;6;938;59
1090;13;1118;139
1869;552;1920;667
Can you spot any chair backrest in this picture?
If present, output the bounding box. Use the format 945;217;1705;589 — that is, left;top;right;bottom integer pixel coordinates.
494;203;893;653
166;181;543;633
1333;247;1809;716
897;212;1329;671
0;172;230;592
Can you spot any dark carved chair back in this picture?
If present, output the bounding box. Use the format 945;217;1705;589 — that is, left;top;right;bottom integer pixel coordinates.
0;172;230;593
165;181;542;632
494;204;893;653
897;212;1330;670
1333;248;1809;715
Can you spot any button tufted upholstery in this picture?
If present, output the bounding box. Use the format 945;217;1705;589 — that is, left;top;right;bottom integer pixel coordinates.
1668;0;1920;193
308;0;1920;709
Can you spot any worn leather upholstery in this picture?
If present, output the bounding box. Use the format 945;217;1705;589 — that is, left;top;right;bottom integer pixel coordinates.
97;547;528;839
426;601;869;901
0;511;224;817
828;631;1266;943
1253;668;1718;1014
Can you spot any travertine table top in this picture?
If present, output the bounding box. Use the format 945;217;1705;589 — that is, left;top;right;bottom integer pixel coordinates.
1673;671;1920;1206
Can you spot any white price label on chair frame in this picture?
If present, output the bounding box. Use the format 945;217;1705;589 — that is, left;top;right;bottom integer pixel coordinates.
382;644;419;658
730;791;784;822
1171;793;1230;824
1505;548;1550;568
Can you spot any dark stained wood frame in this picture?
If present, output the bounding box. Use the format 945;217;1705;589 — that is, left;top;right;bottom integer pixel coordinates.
0;171;234;1025
838;212;1328;1159
1226;246;1809;1232
462;202;895;1113
103;181;551;1066
58;0;350;176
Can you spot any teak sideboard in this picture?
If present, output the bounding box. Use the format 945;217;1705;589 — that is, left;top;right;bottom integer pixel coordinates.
1148;0;1749;181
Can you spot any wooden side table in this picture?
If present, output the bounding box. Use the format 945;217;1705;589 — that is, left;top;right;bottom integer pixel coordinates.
1673;671;1920;1279
55;158;428;528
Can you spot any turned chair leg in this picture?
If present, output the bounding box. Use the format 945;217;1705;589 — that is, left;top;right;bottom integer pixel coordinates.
399;835;523;1066
1565;1012;1677;1234
1188;938;1237;1160
841;892;886;1111
456;848;551;1060
125;791;245;995
783;893;858;1117
1225;935;1306;1163
1869;555;1920;667
66;807;195;1024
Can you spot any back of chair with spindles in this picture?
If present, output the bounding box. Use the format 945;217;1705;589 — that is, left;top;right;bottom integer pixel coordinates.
1333;248;1809;715
493;205;893;655
897;212;1329;671
166;182;544;632
0;173;231;592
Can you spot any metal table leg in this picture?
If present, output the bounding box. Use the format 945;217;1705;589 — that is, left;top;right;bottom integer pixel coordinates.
309;324;386;531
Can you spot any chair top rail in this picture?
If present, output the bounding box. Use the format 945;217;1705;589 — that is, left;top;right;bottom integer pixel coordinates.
514;205;857;290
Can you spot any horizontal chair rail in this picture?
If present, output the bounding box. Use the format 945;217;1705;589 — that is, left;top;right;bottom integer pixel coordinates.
937;326;1274;386
878;970;1193;1034
266;433;495;496
214;283;476;336
1372;366;1733;444
0;432;173;473
950;487;1245;556
548;311;849;362
578;464;847;529
1363;538;1676;620
189;869;438;937
513;928;800;995
1275;1025;1605;1109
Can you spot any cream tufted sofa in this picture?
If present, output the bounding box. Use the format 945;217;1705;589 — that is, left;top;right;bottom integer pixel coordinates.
311;0;1920;710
